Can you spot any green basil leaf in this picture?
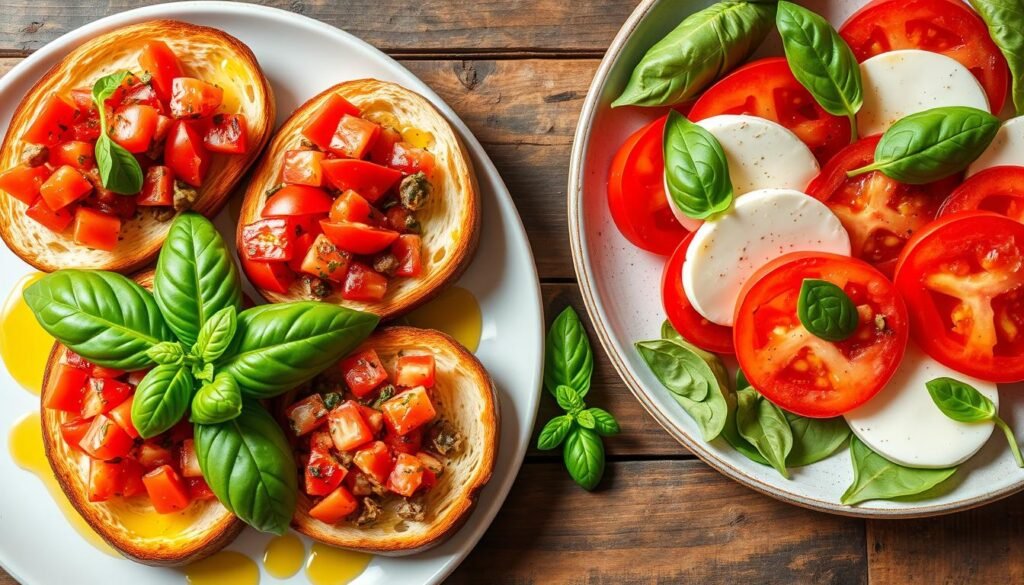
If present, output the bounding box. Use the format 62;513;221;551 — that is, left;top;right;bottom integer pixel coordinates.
24;270;173;369
191;372;243;424
218;302;379;399
146;341;185;366
544;307;594;398
661;320;719;364
194;402;297;534
797;278;859;341
537;415;574;450
588;407;621;437
635;339;711;401
841;436;957;505
563;427;605;491
735;368;750;391
785;412;850;467
194;306;238;363
848;106;1000;184
721;385;769;465
192;361;215;382
663;110;733;220
576;409;596;429
735;388;793;478
925;377;996;422
95;134;143;195
555;384;585;413
776;1;861;137
91;70;130;106
155;212;243;346
968;0;1024;115
613;1;776;107
130;364;193;439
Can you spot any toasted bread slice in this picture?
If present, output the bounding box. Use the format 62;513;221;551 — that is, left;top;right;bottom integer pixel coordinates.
39;271;243;565
238;80;479;319
0;20;275;273
290;326;498;554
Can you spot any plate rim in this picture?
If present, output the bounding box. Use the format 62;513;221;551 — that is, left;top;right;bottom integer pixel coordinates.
566;0;1024;519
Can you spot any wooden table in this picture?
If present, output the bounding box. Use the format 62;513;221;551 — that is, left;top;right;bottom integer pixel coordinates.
3;2;1024;583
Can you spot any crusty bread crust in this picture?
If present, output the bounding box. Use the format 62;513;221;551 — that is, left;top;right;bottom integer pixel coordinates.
39;271;244;565
238;80;480;320
0;20;275;273
288;326;498;554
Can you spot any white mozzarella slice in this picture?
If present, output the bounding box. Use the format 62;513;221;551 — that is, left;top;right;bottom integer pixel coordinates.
968;116;1024;176
665;115;819;231
844;343;998;469
857;49;990;136
681;188;850;327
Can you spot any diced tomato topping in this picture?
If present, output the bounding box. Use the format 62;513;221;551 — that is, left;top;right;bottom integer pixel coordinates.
45;361;89;412
27;200;73;233
0;164;51;204
328;190;381;225
49;141;96;170
299;234;351;282
329;114;381;159
301;94;361;150
60;418;92;450
167;419;193;444
320;220;399;255
392;234;423;277
90;364;125;378
289;231;316;273
120;459;147;497
79;414;134;460
357;405;385;435
370;127;400;165
241;217;295;262
383;426;422;455
88;459;125;502
342;262;388;302
305;448;347;496
205;113;248;154
137;165;174;206
383;205;417;234
321;159;402;203
85;175;137;219
121;81;164;113
169;77;223;119
309;485;359;524
73;207;121;251
25;94;77;146
109;104;160;153
186;476;216;500
143;465;191;514
261;185;334;217
352;440;393;485
164;120;210;187
61;351;92;370
108;395;139;439
327;401;374;452
241;256;296;294
139;41;184;102
69;88;94;112
386;452;425;497
287;394;329;436
178;439;203;478
282;150;325;187
340;349;389;398
381;387;436;436
395;354;435;388
39;165;92;210
135;441;174;470
388;142;436;179
80;377;132;419
310;429;334;452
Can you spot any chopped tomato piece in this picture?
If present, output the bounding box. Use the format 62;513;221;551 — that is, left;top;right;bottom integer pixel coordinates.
108;395;139;439
261;185;334;217
86;177;137;219
241;217;295;262
69;88;94;112
73;207;121;251
120;459;147;497
381;387;437;436
60;418;92;450
328;401;374;452
205;113;248;154
179;439;203;478
329;114;380;159
44;361;89;412
91;364;125;379
24;94;77;146
383;426;422;455
387;452;425;497
395;354;435;388
370;127;400;165
383;205;418;234
121;81;164;113
143;465;192;514
241;256;296;294
353;440;393;485
328;190;380;224
282;149;325;187
310;429;334;452
40;165;92;211
88;459;125;502
342;262;388;302
26;199;73;232
309;485;358;524
0;164;51;204
321;159;402;203
341;349;389;398
187;476;216;500
80;377;132;419
165;120;210;187
289;231;317;273
170;77;223;119
110;104;160;153
61;351;92;370
299;234;351;282
49;141;96;170
388;142;436;179
392;234;422;277
286;394;329;436
79;414;134;460
135;441;173;470
138;41;183;102
137;165;174;206
301;94;361;150
305;448;347;497
357;405;385;435
320;220;399;255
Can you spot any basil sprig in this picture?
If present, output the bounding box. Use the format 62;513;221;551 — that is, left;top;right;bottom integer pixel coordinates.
91;71;143;195
797;279;859;342
968;0;1024;115
927;377;1023;467
613;1;776;107
842;437;957;505
663;111;733;220
536;307;620;490
847;106;1000;184
776;1;862;140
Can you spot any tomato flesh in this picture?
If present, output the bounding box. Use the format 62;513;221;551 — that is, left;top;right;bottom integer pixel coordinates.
305;448;347;497
309;486;359;523
241;217;295;262
73;207;121;251
329;114;381;159
109;104;160;153
26;199;74;232
386;452;425;497
341;350;389;398
286;394;329;436
320;220;399;255
25;94;77;146
395;354;435;388
169;77;223;119
241;256;296;294
939;166;1024;222
0;164;51;204
80;414;135;460
137;165;174;206
342;262;388;302
282;150;325;187
45;362;89;412
392;234;422;277
40;165;92;211
299;234;350;282
381;386;436;435
328;401;374;451
204;113;248;154
139;41;184;102
143;465;191;514
164;120;210;187
302;94;362;150
352;440;393;485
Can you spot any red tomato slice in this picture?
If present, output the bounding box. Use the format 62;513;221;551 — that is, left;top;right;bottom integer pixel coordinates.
341;349;389;398
49;141;96;170
839;0;1009;113
395;354;435;388
137;165;174;207
88;459;125;502
734;252;909;417
0;164;51;204
40;165;92;211
121;81;165;114
329;190;380;224
328;402;375;452
387;453;425;497
138;40;184;102
370;127;400;165
143;465;191;514
282;150;325;187
26;199;74;232
352;440;393;485
110;104;160;153
80;413;135;460
60;418;92;450
381;386;436;436
164;121;210;187
806;135;956;268
73;208;121;251
302;94;362;150
329;114;380;159
24;94;77;146
392;234;422;277
241;256;296;294
690;57;851;162
320;220;399;255
240;217;295;262
607;115;688;256
321;159;402;203
205;114;248;154
299;234;350;282
44;362;89;413
169;78;223;119
661;234;734;353
388;142;436;179
305;448;347;497
894;212;1024;382
342;262;388;302
287;394;329;436
309;485;358;523
939;166;1024;221
262;185;334;217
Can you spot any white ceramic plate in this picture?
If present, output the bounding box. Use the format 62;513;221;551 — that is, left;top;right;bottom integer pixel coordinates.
569;0;1024;517
0;2;543;583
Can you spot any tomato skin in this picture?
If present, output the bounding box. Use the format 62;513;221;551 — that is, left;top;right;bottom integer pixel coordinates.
387;452;425;497
321;159;402;203
25;94;77;146
342;262;388;302
138;41;184;102
135;441;174;470
49;141;96;170
939;166;1024;222
169;77;223;119
178;439;203;478
241;256;296;294
80;414;135;460
607;115;688;255
88;459;125;502
73;207;121;251
302;94;362;150
329;114;380;159
186;476;215;500
734;252;909;417
109;104;160;153
388;142;436;179
60;418;92;450
341;349;389;398
241;217;295;262
839;0;1008;113
80;377;132;419
320;220;399;255
143;465;191;514
357;405;385;435
108;395;139;439
661;234;734;353
282;150;325;187
45;361;89;412
26;198;74;232
305;448;346;496
690;57;851;162
894;211;1024;382
328;190;379;224
352;440;394;485
383;426;422;455
381;386;436;436
392;234;422;277
370;127;401;165
262;185;334;217
309;486;359;524
40;165;93;211
0;164;51;204
164;120;210;187
137;165;174;206
204;113;248;154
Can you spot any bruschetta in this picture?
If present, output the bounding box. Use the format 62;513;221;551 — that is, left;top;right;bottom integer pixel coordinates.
277;326;497;554
237;79;479;319
39;272;243;565
0;20;274;273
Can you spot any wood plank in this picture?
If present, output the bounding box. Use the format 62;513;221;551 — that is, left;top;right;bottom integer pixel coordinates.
866;493;1024;584
448;460;868;585
0;0;635;55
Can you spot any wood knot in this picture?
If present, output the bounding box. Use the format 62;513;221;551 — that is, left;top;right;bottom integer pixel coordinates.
455;61;493;91
21;21;43;34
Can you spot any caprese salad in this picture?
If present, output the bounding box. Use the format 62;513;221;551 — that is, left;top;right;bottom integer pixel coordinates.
613;0;1024;504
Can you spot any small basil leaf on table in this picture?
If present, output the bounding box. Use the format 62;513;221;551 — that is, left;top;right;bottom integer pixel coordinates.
537;415;575;450
24;270;173;370
218;302;378;399
563;427;605;491
735;388;793;478
613;1;776;107
95;134;144;195
927;376;1024;467
785;412;850;467
588;407;621;436
155;212;243;346
798;278;859;342
663;110;733;220
968;0;1024;115
776;1;862;139
194;401;297;534
146;341;185;366
841;436;957;505
194;306;238;363
131;364;194;439
191;372;243;425
847;106;1000;184
544;306;594;398
555;384;585;413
